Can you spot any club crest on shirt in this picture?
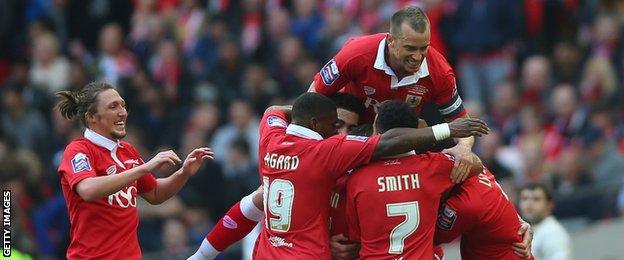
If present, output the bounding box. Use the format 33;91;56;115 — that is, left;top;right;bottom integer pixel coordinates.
267;115;287;128
106;165;117;175
437;204;457;230
71;153;92;173
320;59;340;85
405;94;422;107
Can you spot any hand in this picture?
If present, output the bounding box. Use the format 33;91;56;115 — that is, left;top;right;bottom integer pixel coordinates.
512;221;533;259
448;118;489;138
443;145;474;183
330;234;359;260
181;147;215;176
143;150;182;172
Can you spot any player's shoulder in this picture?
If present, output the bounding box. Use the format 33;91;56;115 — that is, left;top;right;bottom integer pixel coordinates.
425;46;454;77
340;33;385;59
64;137;94;153
415;151;455;162
119;140;138;152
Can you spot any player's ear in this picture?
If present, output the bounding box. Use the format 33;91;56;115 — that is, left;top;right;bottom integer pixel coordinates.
309;117;319;131
387;33;394;47
85;111;94;123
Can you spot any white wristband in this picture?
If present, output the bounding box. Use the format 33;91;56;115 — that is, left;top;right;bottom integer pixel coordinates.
432;123;451;141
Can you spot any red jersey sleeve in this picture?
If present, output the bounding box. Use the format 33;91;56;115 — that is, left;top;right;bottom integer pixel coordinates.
428;152;456;192
58;142;98;191
344;176;361;242
125;144;157;193
259;109;288;144
313;38;361;95
434;192;478;244
136;158;157;194
428;50;467;120
320;134;381;178
434;75;467;120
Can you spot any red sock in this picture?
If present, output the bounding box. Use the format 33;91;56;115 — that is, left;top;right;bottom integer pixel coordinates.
206;202;259;251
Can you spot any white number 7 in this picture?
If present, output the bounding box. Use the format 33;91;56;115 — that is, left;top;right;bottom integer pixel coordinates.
386;201;420;254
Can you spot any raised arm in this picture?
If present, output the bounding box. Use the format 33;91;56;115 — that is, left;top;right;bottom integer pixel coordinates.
373;118;489;159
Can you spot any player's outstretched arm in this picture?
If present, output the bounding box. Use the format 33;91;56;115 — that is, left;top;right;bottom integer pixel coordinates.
141;148;214;205
372;118;489;159
75;150;181;202
265;105;292;121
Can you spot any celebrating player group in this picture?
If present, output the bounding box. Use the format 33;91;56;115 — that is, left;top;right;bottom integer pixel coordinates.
186;6;534;260
57;6;534;260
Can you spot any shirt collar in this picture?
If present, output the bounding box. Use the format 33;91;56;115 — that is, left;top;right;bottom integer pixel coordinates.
84;128;121;151
286;124;323;140
373;37;430;89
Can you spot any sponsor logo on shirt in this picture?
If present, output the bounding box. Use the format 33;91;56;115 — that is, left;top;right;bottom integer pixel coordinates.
383;159;401;166
106;165;117;175
71;153;92;173
268;236;293;248
267;115;287;128
108;186;137;208
124;159;140;168
364;86;376;95
406;84;428;95
320;59;340;85
437;204;457;230
345;135;368;142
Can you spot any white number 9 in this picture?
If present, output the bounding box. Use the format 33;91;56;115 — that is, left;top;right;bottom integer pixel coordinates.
263;177;295;232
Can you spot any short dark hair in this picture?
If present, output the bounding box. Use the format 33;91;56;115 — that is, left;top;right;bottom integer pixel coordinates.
55;81;115;127
330;93;364;117
349;124;373;137
375;101;419;133
292;92;337;123
520;183;553;202
390;6;429;37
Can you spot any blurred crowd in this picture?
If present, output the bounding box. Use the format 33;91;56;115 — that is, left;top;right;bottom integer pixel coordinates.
1;0;624;258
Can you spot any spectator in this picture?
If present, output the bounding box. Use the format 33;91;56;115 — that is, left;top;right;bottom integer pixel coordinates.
0;87;50;160
97;23;137;85
551;41;582;85
551;145;592;196
290;0;324;55
520;55;552;109
449;0;521;104
241;64;279;114
149;40;183;103
520;183;572;260
29;33;70;95
585;128;624;185
488;81;521;143
211;100;259;171
579;56;618;104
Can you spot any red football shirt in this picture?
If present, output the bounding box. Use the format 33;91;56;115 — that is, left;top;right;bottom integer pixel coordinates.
58;129;156;260
252;110;381;260
435;169;530;260
314;33;467;123
329;175;349;236
345;152;455;259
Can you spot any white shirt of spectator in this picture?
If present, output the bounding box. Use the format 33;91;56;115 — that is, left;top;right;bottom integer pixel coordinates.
532;216;572;260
